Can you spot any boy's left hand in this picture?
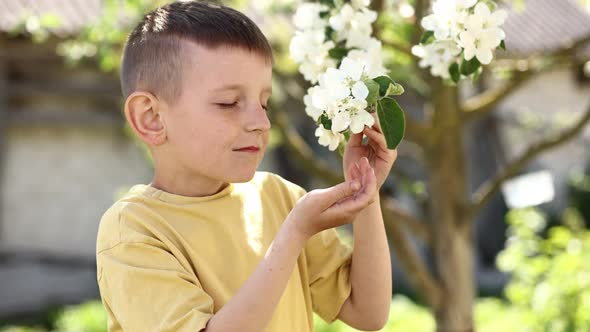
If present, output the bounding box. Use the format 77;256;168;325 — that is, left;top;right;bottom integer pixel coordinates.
343;115;397;192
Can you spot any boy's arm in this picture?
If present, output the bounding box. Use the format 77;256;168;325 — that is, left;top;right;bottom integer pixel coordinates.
337;194;392;331
203;179;373;332
203;215;307;332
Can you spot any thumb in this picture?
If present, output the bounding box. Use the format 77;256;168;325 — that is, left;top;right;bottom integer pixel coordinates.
319;180;361;207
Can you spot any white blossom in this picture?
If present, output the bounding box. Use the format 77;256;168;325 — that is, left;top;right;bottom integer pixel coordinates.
289;29;336;83
331;98;374;134
290;1;397;150
413;41;461;79
329;4;377;49
416;0;506;78
347;38;387;78
421;0;476;41
315;126;343;151
304;87;324;121
459;3;507;64
293;3;328;30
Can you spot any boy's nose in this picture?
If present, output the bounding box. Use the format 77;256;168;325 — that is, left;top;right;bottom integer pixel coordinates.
245;105;271;132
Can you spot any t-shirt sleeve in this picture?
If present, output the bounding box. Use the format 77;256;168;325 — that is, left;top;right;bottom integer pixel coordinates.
304;228;353;323
97;241;214;332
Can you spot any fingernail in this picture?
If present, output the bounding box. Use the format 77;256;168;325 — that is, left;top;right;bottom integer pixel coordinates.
351;181;360;191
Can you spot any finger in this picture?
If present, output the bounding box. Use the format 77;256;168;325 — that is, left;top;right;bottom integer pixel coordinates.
347;132;363;147
323;173;376;217
371;113;383;133
363;126;388;151
355;164;377;198
314;180;361;209
346;161;362;182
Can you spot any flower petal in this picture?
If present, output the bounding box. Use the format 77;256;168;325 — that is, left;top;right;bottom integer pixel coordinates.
340;57;364;81
331;111;351;133
475;48;493;64
474;2;490;18
351;81;369;100
350;110;375;134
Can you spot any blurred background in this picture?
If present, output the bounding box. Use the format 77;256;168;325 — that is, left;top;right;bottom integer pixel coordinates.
0;0;590;331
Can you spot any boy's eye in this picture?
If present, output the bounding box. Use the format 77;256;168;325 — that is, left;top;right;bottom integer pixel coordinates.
216;102;238;109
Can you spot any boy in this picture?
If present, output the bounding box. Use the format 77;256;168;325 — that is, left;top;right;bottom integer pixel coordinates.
96;1;396;331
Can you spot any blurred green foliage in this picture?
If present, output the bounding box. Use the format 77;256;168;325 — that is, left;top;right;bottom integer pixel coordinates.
496;208;590;332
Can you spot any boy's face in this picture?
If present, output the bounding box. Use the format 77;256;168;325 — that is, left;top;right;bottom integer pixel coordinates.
158;42;272;186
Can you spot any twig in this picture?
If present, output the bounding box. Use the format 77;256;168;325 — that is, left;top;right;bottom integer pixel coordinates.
470;102;590;215
461;33;590;121
411;0;428;46
382;196;431;244
381;39;413;57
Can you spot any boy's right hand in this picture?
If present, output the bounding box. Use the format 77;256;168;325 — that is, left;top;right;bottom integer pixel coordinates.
289;157;377;239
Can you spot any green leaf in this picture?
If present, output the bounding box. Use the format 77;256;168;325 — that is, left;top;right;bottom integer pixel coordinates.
328;47;349;61
373;76;405;97
377;98;405;149
460;57;481;76
324;26;335;42
500;40;506;51
449;63;460;83
363;78;380;105
420;30;435;45
319;11;330;19
318;114;332;130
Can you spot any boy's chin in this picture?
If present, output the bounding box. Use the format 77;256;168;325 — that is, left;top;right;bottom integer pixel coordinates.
226;169;257;183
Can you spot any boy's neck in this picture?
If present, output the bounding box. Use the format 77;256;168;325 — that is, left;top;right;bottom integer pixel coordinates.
151;170;230;198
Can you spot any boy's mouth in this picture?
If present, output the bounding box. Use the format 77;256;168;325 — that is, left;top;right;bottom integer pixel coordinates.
234;146;260;152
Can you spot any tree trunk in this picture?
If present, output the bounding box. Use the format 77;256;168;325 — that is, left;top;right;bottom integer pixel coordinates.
427;82;475;332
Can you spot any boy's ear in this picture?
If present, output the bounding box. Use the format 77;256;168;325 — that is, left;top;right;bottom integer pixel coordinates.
124;91;167;146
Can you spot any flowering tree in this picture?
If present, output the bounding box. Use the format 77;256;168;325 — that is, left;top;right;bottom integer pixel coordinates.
280;0;590;331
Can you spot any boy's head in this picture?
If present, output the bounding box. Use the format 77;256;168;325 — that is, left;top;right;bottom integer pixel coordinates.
122;1;274;193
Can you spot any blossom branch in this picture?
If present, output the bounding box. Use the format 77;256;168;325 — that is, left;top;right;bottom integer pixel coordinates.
381;199;442;310
470;101;590;215
461;33;590;121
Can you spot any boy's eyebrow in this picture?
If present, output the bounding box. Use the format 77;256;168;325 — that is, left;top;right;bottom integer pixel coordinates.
212;84;272;94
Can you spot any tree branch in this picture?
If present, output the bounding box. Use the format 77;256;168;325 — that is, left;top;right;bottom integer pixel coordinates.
470;101;590;215
404;113;431;147
411;0;428;46
382;196;431;244
381;39;413;57
461;68;534;121
461;33;590;121
271;109;344;186
381;198;442;310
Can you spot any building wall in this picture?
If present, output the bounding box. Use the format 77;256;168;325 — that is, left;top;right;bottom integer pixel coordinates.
1;125;152;257
495;68;590;212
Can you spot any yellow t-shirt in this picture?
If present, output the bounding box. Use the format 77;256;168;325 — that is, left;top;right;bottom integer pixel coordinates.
96;171;353;332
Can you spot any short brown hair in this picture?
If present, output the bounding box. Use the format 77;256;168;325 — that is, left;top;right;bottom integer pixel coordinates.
121;1;273;102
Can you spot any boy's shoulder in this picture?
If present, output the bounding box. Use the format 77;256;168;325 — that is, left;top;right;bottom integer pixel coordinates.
248;171;306;198
96;185;153;254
